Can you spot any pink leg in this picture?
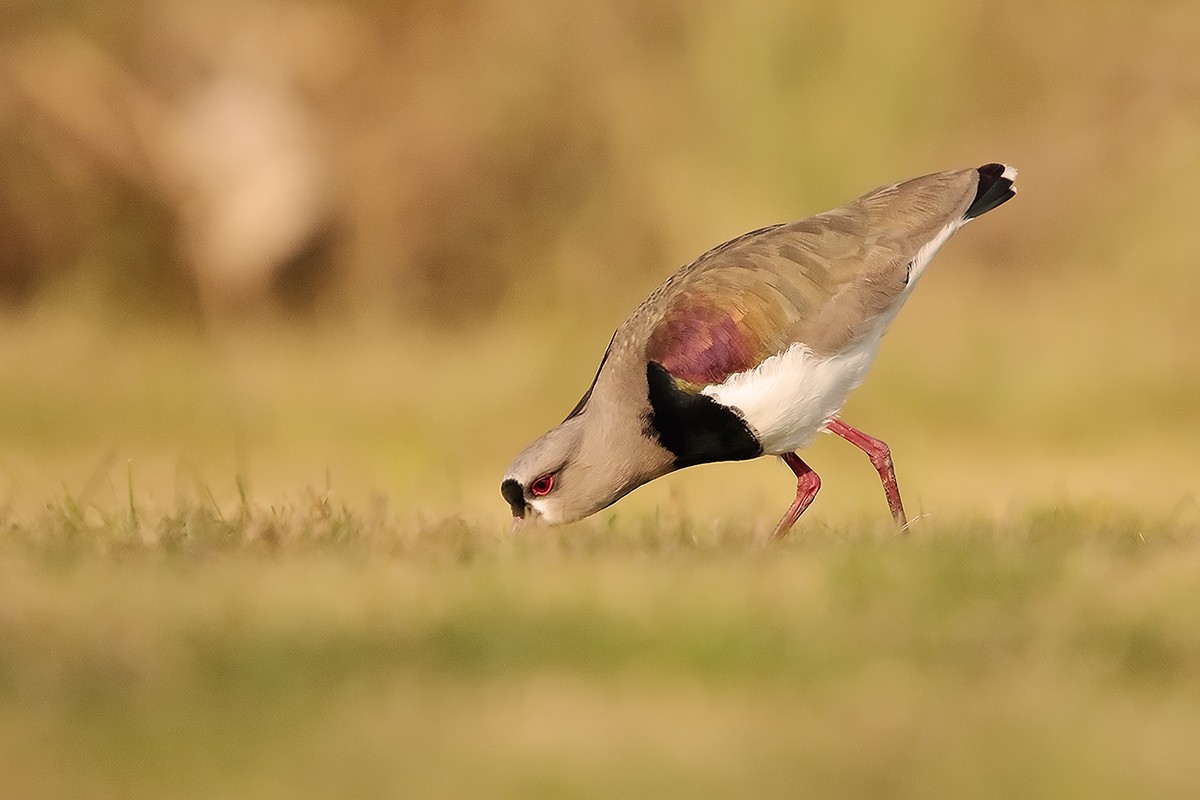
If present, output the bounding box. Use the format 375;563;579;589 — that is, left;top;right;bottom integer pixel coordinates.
770;452;822;542
826;419;908;527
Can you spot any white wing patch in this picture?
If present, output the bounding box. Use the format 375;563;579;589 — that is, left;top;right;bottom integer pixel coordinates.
702;216;965;454
701;336;883;454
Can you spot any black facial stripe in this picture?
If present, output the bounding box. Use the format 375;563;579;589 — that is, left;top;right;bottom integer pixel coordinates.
500;478;526;518
564;332;616;422
644;361;762;468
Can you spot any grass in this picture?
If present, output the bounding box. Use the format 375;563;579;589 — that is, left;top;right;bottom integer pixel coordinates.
3;495;1200;800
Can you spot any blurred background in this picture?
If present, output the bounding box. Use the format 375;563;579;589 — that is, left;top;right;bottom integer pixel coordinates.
0;0;1197;525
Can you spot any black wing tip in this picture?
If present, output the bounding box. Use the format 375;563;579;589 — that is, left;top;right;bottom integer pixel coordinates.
965;162;1017;220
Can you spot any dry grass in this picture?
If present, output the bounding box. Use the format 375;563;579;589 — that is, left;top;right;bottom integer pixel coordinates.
2;498;1200;800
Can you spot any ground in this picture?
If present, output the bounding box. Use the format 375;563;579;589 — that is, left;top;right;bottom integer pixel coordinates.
3;501;1200;800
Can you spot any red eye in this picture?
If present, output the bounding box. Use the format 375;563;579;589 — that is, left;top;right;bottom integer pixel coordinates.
530;474;555;497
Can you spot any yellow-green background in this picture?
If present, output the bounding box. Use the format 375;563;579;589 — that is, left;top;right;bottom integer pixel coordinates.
1;2;1199;798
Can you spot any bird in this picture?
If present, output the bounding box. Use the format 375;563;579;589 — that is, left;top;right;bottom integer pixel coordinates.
502;163;1016;541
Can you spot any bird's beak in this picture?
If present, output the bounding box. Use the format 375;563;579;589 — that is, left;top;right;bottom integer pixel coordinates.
510;506;544;531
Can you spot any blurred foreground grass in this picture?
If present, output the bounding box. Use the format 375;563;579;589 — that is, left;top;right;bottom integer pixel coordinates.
3;501;1200;800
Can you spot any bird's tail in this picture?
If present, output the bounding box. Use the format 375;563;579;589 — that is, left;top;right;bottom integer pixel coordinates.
964;163;1017;220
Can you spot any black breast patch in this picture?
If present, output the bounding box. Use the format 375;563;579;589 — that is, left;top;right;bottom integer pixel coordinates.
644;361;762;468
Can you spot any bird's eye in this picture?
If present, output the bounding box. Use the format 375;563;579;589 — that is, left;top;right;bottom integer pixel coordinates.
530;474;555;497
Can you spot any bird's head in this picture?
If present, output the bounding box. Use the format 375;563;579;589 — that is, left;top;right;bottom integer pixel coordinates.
501;410;673;527
501;415;594;526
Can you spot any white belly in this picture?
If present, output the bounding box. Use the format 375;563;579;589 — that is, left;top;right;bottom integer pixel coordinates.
701;334;883;454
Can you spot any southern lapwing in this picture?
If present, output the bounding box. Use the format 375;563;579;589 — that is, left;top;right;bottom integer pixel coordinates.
502;163;1016;540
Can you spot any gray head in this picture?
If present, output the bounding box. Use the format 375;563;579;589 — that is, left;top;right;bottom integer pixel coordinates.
500;409;674;526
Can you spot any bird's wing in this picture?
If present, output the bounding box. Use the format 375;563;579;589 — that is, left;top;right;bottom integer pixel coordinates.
642;167;980;390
